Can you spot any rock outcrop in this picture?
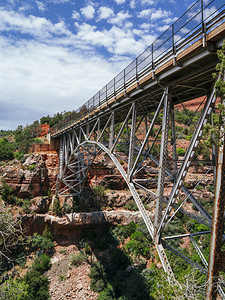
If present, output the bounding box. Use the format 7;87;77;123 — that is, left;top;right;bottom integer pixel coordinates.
30;196;50;213
2;154;49;197
22;210;143;240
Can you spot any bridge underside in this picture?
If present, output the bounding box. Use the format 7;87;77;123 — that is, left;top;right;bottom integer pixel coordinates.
51;6;225;297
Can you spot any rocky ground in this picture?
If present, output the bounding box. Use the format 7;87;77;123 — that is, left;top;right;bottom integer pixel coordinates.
46;245;99;300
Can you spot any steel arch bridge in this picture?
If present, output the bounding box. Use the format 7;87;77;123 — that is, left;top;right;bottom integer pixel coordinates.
51;0;225;298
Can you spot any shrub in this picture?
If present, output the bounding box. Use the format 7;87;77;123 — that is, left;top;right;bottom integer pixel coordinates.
42;226;53;240
58;274;66;282
0;180;14;204
207;185;214;192
70;252;87;266
28;164;36;170
89;261;107;293
32;254;51;274
92;185;106;198
23;270;49;300
177;147;186;156
98;284;115;300
31;234;54;253
0;138;15;161
63;202;72;214
52;198;62;216
123;202;138;211
124;231;151;258
1;279;28;300
14;152;24;161
22;199;31;213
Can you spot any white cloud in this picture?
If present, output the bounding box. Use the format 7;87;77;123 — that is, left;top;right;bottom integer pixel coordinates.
74;23;151;56
0;9;69;38
141;0;155;5
47;0;70;3
151;8;172;20
72;11;80;20
163;17;177;24
138;8;172;20
80;4;95;19
18;4;32;12
108;11;131;25
138;9;154;18
114;0;126;4
158;25;170;32
140;22;155;31
0;36;123;130
130;0;136;9
98;6;114;20
36;1;46;12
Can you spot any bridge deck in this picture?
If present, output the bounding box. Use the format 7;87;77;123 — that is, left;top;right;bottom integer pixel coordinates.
52;3;225;138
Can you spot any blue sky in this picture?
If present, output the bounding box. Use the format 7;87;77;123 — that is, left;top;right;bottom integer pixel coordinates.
0;0;195;130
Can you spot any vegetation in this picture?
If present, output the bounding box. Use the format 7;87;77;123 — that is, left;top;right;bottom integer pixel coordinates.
70;252;87;266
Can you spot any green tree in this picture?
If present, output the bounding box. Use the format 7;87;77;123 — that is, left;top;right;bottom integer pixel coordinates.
0;138;15;161
0;180;14;204
23;270;49;300
0;280;28;300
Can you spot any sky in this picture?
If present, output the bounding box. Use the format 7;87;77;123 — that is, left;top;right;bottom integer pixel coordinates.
0;0;196;130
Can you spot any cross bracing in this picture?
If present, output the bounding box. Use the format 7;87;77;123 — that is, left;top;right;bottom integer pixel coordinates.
51;1;225;298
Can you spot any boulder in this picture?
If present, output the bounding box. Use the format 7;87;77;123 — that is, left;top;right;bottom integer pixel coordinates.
31;196;50;213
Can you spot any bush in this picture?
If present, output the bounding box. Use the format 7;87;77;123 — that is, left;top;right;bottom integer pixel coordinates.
123;202;138;211
0;138;15;161
98;284;115;300
124;231;151;258
22;199;31;213
89;261;107;293
92;185;106;198
23;270;49;300
63;202;72;214
177;147;186;156
32;254;51;274
31;234;54;253
0;180;14;204
0;279;28;300
52;198;62;216
70;252;87;266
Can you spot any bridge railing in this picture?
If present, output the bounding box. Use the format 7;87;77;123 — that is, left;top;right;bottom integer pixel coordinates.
51;0;225;136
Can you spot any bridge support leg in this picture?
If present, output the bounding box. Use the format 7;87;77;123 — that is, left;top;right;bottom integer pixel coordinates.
128;101;136;175
109;111;115;149
171;103;178;177
155;87;170;237
206;127;225;299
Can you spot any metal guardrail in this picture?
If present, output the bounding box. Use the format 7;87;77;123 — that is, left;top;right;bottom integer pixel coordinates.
51;0;225;136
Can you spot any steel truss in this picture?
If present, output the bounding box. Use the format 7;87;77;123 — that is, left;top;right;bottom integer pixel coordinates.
55;75;225;291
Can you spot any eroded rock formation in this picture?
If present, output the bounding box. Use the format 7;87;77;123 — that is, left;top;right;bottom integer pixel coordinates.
2;154;49;197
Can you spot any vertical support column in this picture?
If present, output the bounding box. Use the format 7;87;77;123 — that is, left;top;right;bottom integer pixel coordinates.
206;136;225;300
128;101;136;176
211;109;217;185
58;137;64;182
206;77;225;299
171;104;178;177
145;114;149;150
201;0;206;47
155;87;170;236
97;118;100;141
109;111;115;149
86;122;90;140
64;135;68;166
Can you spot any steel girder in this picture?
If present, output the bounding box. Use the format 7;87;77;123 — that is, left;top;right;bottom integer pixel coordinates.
55;80;224;288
